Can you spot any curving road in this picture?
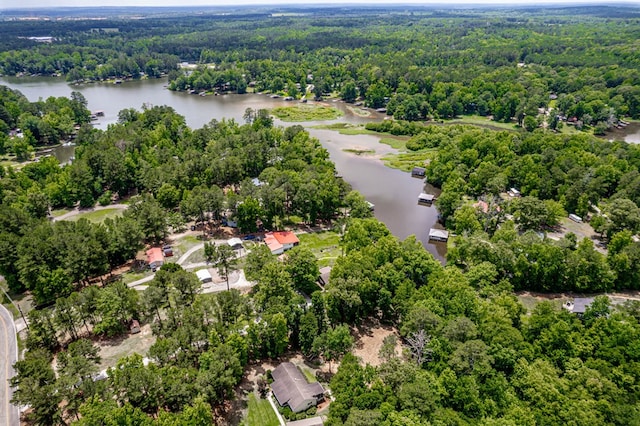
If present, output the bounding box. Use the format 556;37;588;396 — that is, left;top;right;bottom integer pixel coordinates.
0;304;19;426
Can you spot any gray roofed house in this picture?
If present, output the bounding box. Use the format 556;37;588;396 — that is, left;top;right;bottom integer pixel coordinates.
272;362;325;413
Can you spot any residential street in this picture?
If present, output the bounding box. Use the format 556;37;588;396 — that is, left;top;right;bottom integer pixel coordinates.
0;304;19;426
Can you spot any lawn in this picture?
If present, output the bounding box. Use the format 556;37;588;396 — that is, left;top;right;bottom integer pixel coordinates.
69;208;124;223
449;115;520;131
298;365;317;383
271;105;343;122
122;270;153;285
299;231;342;267
50;208;71;217
243;393;280;426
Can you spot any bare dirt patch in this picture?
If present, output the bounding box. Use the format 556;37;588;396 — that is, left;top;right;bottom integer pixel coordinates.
351;322;402;367
96;323;156;371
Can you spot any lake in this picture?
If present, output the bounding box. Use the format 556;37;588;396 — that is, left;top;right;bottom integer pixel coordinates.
0;76;446;261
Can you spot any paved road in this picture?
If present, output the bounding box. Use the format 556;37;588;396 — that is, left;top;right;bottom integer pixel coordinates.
0;304;19;426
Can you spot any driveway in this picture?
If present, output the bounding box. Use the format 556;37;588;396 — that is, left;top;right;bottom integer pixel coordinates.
0;304;19;426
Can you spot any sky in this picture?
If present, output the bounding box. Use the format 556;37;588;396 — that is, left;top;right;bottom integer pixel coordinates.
5;0;637;9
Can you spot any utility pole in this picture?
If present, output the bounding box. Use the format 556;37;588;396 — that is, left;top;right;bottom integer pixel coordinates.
0;285;29;331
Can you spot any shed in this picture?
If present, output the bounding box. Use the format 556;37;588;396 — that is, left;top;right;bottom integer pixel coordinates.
418;193;435;204
130;319;141;334
428;228;449;242
146;248;164;270
271;362;325;413
411;167;426;178
196;269;213;284
227;238;244;250
318;266;332;286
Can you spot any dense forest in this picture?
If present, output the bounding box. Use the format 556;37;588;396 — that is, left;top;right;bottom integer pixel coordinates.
1;7;640;132
2;5;640;426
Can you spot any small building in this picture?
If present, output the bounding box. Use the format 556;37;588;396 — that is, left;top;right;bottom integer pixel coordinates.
227;238;244;250
507;188;521;198
569;214;583;223
428;228;449;242
265;231;300;255
196;269;213;284
418;193;435;204
411;167;426;178
271;362;325;413
563;297;594;315
130;319;141;334
318;266;332;287
146;248;164;270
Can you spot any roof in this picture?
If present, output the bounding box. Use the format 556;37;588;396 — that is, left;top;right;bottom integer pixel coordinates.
271;362;324;413
318;266;331;286
146;247;163;264
272;231;300;245
264;233;284;253
227;238;243;248
196;269;212;282
572;297;594;314
428;229;449;240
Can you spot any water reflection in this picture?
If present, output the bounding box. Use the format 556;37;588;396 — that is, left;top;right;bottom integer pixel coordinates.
0;76;446;262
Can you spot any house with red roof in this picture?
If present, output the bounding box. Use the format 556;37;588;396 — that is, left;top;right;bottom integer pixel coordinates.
264;231;300;255
146;247;164;270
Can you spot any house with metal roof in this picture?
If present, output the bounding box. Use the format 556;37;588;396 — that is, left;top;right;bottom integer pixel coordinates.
271;362;324;413
265;231;300;255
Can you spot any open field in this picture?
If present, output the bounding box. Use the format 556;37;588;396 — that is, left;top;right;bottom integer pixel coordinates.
449;115;519;131
271;105;343;121
243;393;280;426
68;207;124;223
298;231;341;267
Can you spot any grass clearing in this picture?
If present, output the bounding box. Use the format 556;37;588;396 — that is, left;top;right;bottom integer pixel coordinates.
298;365;317;383
343;148;375;156
382;150;434;172
69;208;124;223
299;231;342;266
517;293;566;314
97;323;156;371
449;115;519;131
243;393;280;426
379;136;409;150
50;208;71;217
122;270;153;285
271;105;343;122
